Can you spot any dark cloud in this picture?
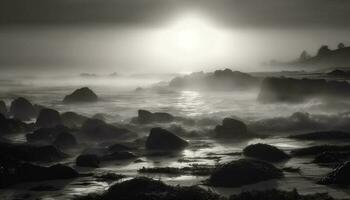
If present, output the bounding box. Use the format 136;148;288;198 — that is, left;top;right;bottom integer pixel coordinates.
1;0;350;29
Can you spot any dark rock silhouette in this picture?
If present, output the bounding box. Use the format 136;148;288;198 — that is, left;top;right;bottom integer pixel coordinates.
9;97;36;120
214;118;249;139
327;69;350;77
169;69;260;91
101;177;221;200
0;113;29;134
131;110;174;124
36;108;62;128
207;159;283;187
292;145;350;156
258;77;350;103
26;125;69;144
145;127;188;150
53;131;77;149
0;101;7;115
101;151;136;161
80;118;136;140
0;142;65;162
243;143;290;162
289;130;350;140
319;161;350;185
92;113;106;121
63;87;98;103
76;154;100;168
61;111;88;128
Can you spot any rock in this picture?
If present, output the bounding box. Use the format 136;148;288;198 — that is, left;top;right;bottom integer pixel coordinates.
243;143;290;162
0;142;65;162
290;130;350;140
33;104;47;116
26;125;69;143
101;151;136;161
92;113;106;121
61;112;88;128
9;97;36;120
258;77;350;103
80;118;135;140
0;113;29;134
214;118;249;139
207;159;283;187
36;108;62;128
76;154;100;168
319;161;350;185
63;87;98;103
101;177;222;200
313;152;350;164
145;127;188;150
53;131;78;149
327;69;350;77
0;101;7;115
17;163;79;182
132;110;175;124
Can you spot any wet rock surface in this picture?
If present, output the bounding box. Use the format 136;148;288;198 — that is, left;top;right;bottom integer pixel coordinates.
63;87;98;103
243;143;290;162
61;112;89;128
207;159;283;187
145;127;188;150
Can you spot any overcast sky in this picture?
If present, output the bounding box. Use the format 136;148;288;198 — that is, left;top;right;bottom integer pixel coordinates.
1;0;350;74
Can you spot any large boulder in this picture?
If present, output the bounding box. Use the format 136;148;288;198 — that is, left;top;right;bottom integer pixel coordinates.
53;132;78;149
36;108;62;128
243;143;290;162
214;118;249;139
9;97;36;120
319;161;350;185
101;177;221;200
61;112;88;128
0;101;7;115
0;113;29;134
207;159;283;187
76;154;100;168
145;127;188;151
132;110;174;124
17;163;79;182
63;87;98;103
80;118;136;140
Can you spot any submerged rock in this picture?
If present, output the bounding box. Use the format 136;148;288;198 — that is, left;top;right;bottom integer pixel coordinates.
53;131;78;149
132;109;174;124
214;118;249;139
101;177;222;200
9;97;36;120
243;143;290;162
319;161;350;185
0;101;7;115
36;108;62;128
63;87;98;103
290;130;350;140
207;159;283;187
145;127;188;150
61;112;88;128
76;154;100;168
80;118;136;140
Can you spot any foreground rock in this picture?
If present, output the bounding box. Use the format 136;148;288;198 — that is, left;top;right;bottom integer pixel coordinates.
101;177;222;200
290;130;350;140
63;87;98;103
36;108;62;128
53;131;78;149
258;77;350;103
131;110;174;124
80;118;136;140
9;97;36;120
76;154;100;168
145;127;188;151
207;159;283;187
61;112;88;128
214;118;249;139
0;101;7;115
319;161;350;185
0;113;29;134
243;143;290;162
